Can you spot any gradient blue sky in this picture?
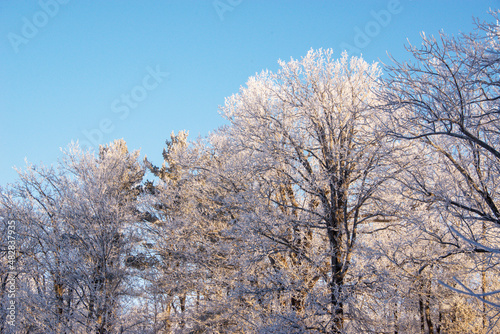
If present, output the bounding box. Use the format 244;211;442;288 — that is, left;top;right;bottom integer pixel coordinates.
1;0;498;185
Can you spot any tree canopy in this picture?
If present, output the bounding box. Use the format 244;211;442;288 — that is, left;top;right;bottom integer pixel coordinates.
1;12;500;334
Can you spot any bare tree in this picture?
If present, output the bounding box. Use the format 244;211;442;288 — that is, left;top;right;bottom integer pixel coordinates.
0;140;144;333
220;49;401;333
381;12;500;331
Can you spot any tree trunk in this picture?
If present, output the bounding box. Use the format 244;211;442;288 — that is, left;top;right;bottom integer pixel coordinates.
424;297;434;333
419;289;425;334
424;277;434;334
328;222;344;333
393;301;399;334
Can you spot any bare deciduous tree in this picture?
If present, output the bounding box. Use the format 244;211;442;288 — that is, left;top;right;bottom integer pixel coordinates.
220;49;401;332
382;12;500;331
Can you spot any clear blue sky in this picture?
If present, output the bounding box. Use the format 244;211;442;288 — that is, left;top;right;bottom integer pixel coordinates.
0;0;497;185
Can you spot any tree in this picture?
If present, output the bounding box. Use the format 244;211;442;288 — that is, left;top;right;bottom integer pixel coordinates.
220;49;401;332
381;12;500;331
142;131;247;332
0;140;145;333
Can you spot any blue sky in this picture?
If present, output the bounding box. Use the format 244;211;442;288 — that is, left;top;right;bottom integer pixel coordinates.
0;0;498;185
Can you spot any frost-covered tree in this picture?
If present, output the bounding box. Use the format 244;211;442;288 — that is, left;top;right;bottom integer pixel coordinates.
382;12;500;332
0;140;145;334
142;131;248;333
219;49;402;333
